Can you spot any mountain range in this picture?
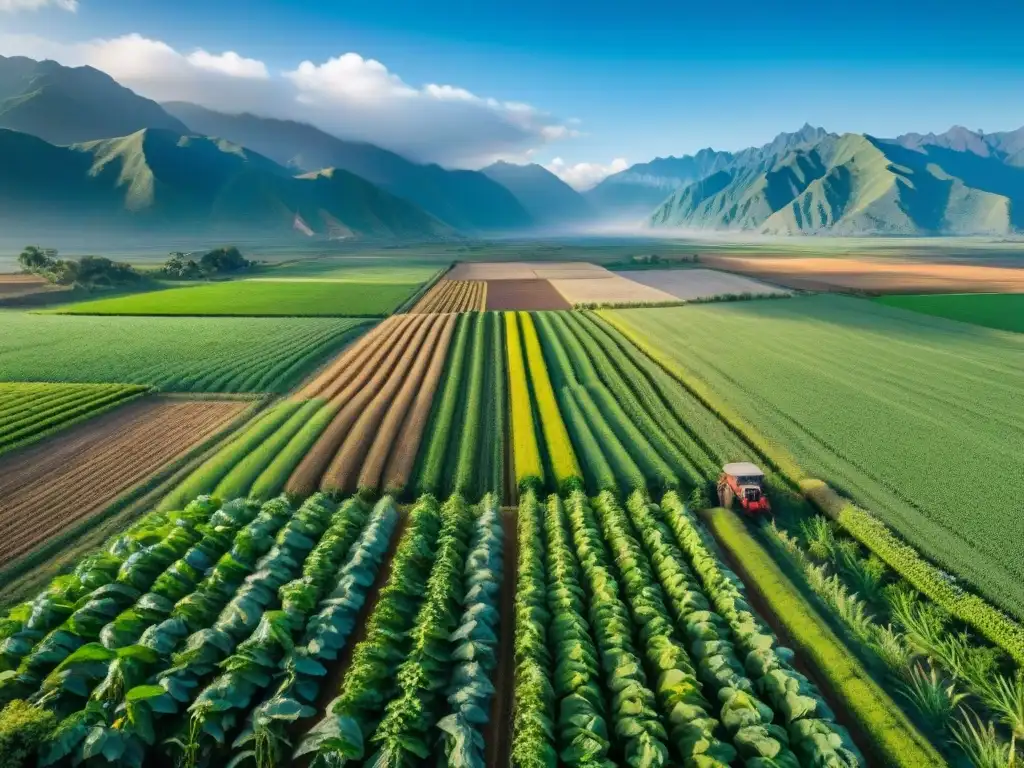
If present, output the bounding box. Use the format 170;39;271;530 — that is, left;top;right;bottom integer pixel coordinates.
1;55;1024;238
0;55;188;146
481;160;593;226
0;128;452;239
162;102;534;232
586;124;832;219
648;126;1024;235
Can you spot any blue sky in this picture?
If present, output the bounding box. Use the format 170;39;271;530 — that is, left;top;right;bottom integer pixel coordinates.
4;0;1024;186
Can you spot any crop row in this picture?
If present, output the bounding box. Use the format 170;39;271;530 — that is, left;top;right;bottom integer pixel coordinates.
410;279;487;314
599;300;1024;629
0;490;409;767
697;498;946;767
297;492;504;766
416;312;506;500
0;382;150;456
1;314;372;393
160;313;460;507
506;310;722;500
509;488;883;767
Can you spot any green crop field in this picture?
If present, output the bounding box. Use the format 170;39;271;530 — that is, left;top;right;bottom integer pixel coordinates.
605;296;1024;621
876;292;1024;333
261;257;444;283
0;313;371;392
0;382;150;455
48;280;419;317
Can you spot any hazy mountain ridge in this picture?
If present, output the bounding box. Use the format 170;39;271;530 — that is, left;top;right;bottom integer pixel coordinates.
0;127;454;239
0;56;188;145
587;124;835;219
650;127;1024;235
162;102;534;232
481;160;593;226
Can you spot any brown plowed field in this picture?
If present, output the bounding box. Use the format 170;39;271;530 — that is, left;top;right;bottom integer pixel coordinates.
484;279;571;310
409;280;486;313
381;316;457;493
703;255;1024;294
321;315;445;493
286;309;457;497
0;274;65;300
0;397;246;568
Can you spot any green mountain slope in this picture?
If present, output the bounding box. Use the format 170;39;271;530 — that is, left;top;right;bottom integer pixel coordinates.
162;101;534;232
0;128;454;239
589;124;832;219
0;56;188;145
481;161;593;225
650;132;1024;235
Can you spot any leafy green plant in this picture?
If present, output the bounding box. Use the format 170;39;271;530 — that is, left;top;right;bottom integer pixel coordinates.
509;490;556;768
623;492;799;766
895;665;966;734
172;497;375;766
437;494;504;767
294;494;443;765
561;492;673;767
363;494;472;765
540;494;613;767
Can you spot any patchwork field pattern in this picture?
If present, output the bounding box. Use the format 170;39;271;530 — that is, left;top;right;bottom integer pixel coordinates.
0;313;371;392
605;296;1024;620
0;382;150;456
621;267;792;300
51;280;418;317
0;254;1015;768
876;292;1024;333
0;396;246;568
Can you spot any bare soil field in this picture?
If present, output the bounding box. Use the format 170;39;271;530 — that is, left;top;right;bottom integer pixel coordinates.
621;268;792;299
550;274;677;305
0;274;65;300
485;279;571;310
448;261;611;280
703;255;1024;294
0;397;247;568
409;279;486;313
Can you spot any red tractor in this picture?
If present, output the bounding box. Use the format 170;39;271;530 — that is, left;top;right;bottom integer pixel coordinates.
718;462;771;516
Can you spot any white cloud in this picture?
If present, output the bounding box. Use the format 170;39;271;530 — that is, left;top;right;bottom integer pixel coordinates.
0;32;576;167
545;157;629;190
0;0;77;12
187;50;269;80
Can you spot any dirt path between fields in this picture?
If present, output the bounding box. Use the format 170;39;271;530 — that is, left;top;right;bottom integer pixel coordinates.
290;510;409;765
485;507;518;768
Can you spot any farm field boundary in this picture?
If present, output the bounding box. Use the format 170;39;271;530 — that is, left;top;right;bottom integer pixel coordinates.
0;396;249;571
391;263;451;313
598;303;1024;663
0;382;151;457
703;254;1024;294
47;280;420;318
0;396;263;608
876;292;1024;333
0;314;372;393
700;503;947;768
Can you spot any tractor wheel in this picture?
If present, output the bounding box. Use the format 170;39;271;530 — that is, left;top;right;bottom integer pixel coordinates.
717;482;734;509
